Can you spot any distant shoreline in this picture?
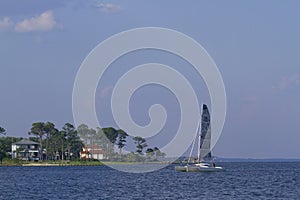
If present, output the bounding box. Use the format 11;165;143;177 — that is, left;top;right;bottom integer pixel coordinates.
2;157;300;166
1;159;300;167
0;161;104;167
21;162;104;167
215;158;300;162
0;160;171;167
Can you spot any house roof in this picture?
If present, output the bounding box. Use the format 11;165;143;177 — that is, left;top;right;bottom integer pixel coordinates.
81;149;105;154
12;139;39;145
90;149;105;154
82;145;105;154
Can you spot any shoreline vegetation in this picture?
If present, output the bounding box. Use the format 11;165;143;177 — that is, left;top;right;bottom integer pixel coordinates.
0;123;167;166
0;158;171;167
2;159;300;167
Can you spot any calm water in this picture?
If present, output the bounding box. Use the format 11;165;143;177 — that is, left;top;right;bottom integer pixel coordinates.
0;162;300;199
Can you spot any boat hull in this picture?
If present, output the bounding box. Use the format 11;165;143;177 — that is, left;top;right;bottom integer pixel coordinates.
175;165;224;172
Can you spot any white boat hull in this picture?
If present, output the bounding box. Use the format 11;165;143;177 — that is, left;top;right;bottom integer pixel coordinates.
175;164;224;172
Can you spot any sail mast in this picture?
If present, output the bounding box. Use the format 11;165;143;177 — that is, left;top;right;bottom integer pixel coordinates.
187;125;198;165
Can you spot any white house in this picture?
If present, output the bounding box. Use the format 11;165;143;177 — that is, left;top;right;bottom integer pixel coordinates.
11;139;40;161
80;145;105;160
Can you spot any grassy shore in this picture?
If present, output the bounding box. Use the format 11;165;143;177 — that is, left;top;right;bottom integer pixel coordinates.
1;159;170;167
0;159;104;166
21;161;104;166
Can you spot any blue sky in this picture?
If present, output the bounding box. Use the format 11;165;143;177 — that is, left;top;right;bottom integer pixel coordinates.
1;1;300;158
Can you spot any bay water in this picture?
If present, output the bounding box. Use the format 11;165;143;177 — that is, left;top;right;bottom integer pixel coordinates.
0;162;299;199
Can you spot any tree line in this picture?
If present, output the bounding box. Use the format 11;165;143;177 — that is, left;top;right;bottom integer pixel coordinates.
0;123;83;163
0;124;165;163
28;122;83;161
76;124;165;162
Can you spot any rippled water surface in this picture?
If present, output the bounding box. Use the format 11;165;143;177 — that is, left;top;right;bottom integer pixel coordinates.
1;162;300;199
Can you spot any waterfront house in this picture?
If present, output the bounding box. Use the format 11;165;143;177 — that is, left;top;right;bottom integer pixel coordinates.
11;139;40;161
80;145;105;160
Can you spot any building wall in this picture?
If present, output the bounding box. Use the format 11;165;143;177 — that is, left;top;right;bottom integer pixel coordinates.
11;144;40;160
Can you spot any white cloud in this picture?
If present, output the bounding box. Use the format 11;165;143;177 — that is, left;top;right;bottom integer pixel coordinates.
0;17;13;31
273;74;300;90
96;3;122;13
14;10;58;33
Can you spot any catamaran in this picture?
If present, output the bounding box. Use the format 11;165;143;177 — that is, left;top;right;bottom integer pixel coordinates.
175;104;224;172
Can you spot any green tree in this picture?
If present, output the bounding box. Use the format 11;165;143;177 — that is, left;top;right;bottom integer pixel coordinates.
48;130;62;160
102;127;118;159
124;152;140;162
153;147;166;160
44;122;57;160
116;129;128;155
44;123;84;161
68;134;84;160
58;129;67;161
95;128;111;159
28;137;39;143
133;136;148;155
0;149;6;164
63;123;83;160
0;126;7;164
0;127;6;135
28;122;47;161
102;127;118;144
0;139;6;164
95;127;109;146
145;148;154;160
0;136;21;164
77;124;90;146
